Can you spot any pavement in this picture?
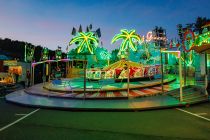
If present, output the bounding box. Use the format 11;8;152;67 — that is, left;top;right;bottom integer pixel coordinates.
0;97;210;140
1;78;210;140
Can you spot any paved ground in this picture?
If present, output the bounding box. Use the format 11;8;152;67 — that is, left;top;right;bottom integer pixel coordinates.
0;96;210;140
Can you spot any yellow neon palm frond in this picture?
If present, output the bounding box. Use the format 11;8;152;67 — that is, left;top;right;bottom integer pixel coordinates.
77;40;86;53
129;39;137;51
69;36;83;45
121;39;129;50
80;32;88;37
86;41;93;54
69;31;98;54
121;29;129;35
129;30;136;35
130;34;141;41
112;29;141;52
111;34;127;44
88;36;98;44
86;32;94;37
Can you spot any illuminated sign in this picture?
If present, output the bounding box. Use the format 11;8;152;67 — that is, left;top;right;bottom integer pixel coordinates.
3;60;17;66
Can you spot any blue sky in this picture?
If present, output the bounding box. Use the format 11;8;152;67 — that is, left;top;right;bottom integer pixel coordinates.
0;0;210;51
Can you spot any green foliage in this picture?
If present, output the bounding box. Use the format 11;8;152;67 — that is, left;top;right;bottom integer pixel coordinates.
195;17;210;34
110;49;120;63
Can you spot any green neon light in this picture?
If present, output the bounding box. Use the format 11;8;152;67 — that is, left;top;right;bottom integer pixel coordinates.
69;32;98;54
56;49;62;60
42;47;49;60
99;50;111;60
111;29;140;52
194;31;210;46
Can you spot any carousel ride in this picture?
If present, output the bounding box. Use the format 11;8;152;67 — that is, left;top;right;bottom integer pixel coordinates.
5;24;209;111
33;28;176;99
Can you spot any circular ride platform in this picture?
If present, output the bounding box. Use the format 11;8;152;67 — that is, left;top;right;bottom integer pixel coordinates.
31;75;176;99
5;84;208;111
5;74;209;111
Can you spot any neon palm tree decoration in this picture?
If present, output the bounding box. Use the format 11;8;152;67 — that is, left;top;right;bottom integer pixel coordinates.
111;29;141;97
69;32;98;54
69;32;99;99
111;29;141;52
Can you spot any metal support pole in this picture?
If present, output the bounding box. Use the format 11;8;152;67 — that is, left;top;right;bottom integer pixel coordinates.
43;62;45;84
127;62;130;98
46;63;49;82
205;74;208;96
48;63;51;82
66;62;68;78
183;51;186;86
30;62;32;87
179;56;183;101
83;55;87;99
205;53;208;96
32;66;35;86
127;49;130;98
160;50;164;93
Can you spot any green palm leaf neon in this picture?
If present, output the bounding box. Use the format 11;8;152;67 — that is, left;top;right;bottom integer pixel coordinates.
111;29;140;52
69;32;98;54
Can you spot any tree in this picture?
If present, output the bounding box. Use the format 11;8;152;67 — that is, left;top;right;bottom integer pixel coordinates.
67;49;78;59
110;49;119;63
195;16;210;33
0;38;62;62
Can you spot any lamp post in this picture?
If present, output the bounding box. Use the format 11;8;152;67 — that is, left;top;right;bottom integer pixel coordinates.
84;55;87;99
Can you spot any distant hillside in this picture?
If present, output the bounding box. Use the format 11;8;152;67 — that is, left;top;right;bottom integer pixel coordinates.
0;38;65;62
